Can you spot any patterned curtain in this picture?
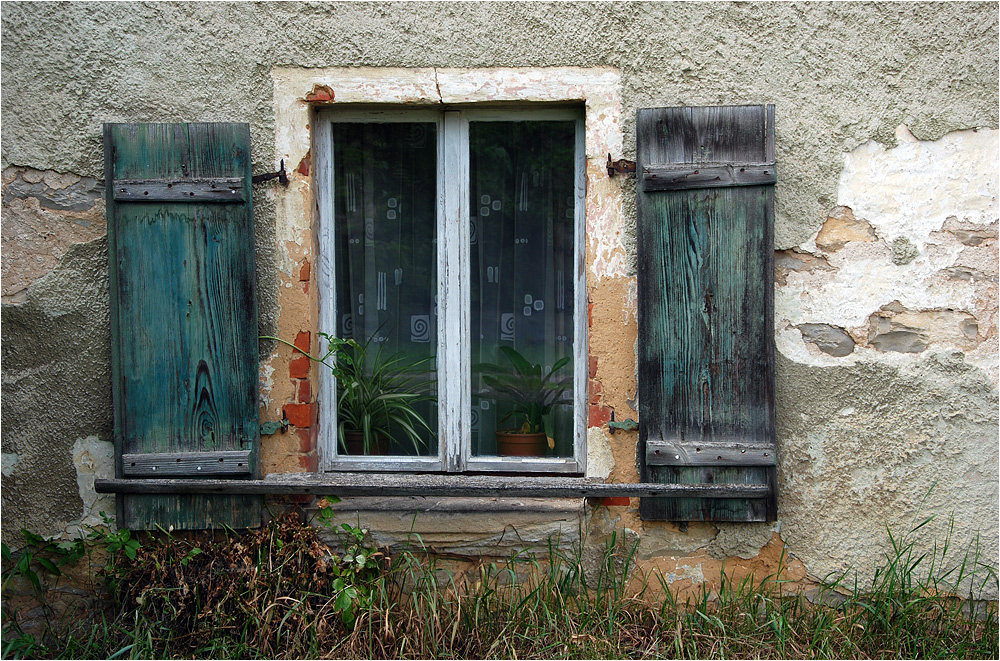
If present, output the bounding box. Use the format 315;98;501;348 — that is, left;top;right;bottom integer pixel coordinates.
470;121;576;457
332;122;438;455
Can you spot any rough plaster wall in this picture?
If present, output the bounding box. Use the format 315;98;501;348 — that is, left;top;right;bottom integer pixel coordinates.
2;2;996;248
776;352;999;597
771;125;999;597
1;238;113;546
0;0;997;594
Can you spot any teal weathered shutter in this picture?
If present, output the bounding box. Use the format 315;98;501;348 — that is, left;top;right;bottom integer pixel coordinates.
636;106;777;522
104;123;262;530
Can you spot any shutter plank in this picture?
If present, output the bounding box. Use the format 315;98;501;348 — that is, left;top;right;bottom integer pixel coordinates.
637;106;777;522
106;123;261;530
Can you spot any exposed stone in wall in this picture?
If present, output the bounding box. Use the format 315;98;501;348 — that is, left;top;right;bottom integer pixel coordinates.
868;305;979;354
774;249;833;287
796;323;856;357
815;206;876;252
1;167;105;303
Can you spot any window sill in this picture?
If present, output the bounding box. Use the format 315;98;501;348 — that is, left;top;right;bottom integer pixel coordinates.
95;473;768;499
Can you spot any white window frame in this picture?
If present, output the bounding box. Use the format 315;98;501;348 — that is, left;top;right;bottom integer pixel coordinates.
315;106;588;474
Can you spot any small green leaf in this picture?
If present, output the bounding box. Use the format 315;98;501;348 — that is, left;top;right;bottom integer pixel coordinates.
34;557;60;576
334;590;352;612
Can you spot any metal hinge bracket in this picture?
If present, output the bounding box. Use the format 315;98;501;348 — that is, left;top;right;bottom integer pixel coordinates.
607;153;636;177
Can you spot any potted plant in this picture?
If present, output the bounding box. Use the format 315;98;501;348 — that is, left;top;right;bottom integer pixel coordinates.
475;346;573;456
262;332;435;456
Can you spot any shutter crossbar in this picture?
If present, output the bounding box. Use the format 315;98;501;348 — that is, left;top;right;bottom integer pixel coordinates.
646;440;775;466
643;162;776;191
113;177;245;202
122;450;253;477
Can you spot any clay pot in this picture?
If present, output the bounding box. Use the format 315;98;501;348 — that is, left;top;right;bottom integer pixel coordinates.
495;431;548;457
342;430;390;456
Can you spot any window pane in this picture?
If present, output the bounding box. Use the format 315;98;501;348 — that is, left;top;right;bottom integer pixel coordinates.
332;123;438;457
469;121;576;458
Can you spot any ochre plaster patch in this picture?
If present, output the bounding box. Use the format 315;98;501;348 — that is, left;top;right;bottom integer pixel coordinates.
1;167;105;303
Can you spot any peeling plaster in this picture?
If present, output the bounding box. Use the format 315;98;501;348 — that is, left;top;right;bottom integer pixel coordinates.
776;126;999;386
585;427;615;479
1;167;106;302
69;436;115;535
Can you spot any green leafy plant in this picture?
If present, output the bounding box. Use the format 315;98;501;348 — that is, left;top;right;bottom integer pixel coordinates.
475;346;573;443
1;530;86;596
261;331;435;455
313;497;384;624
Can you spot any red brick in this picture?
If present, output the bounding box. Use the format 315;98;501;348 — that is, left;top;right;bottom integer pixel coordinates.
588;302;594;327
296;152;311;177
296;378;311;403
299;453;319;472
297;428;314;453
299;259;311;282
589;404;613;428
589;355;599;379
294;331;311;353
305;84;335;102
284;403;316;428
588;497;631;508
589;378;602;404
289;356;310;379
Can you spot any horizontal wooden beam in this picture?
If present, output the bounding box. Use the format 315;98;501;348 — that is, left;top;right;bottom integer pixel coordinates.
643;162;776;191
95;473;770;499
646;440;776;466
113;177;245;202
122;450;252;477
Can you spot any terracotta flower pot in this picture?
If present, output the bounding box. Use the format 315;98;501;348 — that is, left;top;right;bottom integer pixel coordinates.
495;431;548;457
343;430;390;456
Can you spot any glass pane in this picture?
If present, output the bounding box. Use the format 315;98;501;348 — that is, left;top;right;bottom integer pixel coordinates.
469;121;576;458
332;122;438;457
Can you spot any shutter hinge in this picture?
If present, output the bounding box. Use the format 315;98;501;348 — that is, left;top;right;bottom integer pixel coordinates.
252;159;289;186
606;153;636;177
609;418;638;433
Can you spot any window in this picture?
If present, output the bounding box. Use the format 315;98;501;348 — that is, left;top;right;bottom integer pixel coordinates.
315;107;587;474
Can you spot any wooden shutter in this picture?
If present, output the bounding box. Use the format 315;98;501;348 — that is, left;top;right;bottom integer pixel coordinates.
104;123;262;530
636;106;777;522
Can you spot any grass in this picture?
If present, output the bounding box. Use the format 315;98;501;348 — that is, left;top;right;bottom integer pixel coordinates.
1;511;996;660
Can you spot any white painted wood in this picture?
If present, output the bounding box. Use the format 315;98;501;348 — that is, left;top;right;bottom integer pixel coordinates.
315;107;586;475
314;116;337;472
573;114;588;473
460;108;582;122
441;111;469;472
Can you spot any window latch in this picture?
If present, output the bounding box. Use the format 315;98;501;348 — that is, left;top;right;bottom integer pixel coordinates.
606;153;636;177
252;159;289;186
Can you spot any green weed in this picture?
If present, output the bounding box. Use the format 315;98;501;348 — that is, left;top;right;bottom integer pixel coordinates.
1;507;996;660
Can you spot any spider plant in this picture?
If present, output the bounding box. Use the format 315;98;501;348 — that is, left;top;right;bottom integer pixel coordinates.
262;332;435;455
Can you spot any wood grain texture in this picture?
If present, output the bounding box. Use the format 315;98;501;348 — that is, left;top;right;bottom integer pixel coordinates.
643;163;776;191
122;450;252;477
646;440;775;466
95;474;769;499
105;123;261;530
113;177;245;202
636;106;777;522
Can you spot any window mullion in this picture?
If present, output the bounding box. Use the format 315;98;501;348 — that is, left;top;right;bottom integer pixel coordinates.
573;117;588;468
439;111;470;472
315;116;337;472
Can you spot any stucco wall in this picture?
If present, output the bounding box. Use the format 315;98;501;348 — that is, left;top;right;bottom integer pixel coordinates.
2;2;997;598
